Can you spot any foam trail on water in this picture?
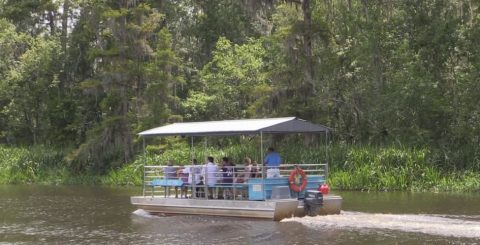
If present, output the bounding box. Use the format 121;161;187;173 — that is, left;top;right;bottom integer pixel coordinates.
132;209;159;218
283;211;480;238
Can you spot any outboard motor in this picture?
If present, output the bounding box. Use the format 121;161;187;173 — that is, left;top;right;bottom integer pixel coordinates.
304;190;323;217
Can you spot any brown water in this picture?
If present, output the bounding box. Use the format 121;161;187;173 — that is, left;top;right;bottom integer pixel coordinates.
1;186;479;244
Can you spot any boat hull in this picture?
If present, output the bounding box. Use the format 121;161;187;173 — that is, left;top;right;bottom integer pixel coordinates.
131;196;298;221
131;195;342;221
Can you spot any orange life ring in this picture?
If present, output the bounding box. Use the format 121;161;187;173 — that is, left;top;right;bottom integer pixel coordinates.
288;167;307;193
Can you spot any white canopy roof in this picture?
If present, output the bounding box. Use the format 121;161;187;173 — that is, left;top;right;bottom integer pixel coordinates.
138;117;330;137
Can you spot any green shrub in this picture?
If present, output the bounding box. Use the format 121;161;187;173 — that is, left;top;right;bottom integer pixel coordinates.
0;145;69;184
1;143;478;192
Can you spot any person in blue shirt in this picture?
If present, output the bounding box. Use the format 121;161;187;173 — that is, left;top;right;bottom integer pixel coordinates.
264;147;282;178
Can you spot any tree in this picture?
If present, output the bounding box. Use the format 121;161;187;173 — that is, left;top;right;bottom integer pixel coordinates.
1;27;61;144
194;37;269;120
69;2;165;171
0;0;59;35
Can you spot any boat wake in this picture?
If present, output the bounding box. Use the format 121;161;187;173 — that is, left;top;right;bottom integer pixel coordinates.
283;211;480;238
132;209;159;218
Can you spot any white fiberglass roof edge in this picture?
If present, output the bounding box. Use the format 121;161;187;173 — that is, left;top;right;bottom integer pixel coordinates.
138;117;330;137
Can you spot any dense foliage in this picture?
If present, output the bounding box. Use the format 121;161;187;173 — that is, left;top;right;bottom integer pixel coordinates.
1;0;480;176
0;145;69;184
2;144;478;192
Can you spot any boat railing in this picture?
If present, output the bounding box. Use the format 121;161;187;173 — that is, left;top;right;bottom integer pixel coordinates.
142;162;328;199
278;163;327;175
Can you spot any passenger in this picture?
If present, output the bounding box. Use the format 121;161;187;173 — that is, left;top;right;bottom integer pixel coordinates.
234;157;252;199
251;160;259;178
164;160;177;179
202;156;218;199
184;159;202;198
264;147;282;178
216;159;224;199
196;176;205;198
185;159;202;185
243;157;252;182
164;160;178;197
178;166;189;198
221;157;235;199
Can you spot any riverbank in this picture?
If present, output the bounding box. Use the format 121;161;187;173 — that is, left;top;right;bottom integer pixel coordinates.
1;145;479;192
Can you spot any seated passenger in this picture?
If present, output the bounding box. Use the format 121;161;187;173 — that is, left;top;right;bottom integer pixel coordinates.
221;157;235;199
178;166;189;198
183;158;202;198
196;176;205;198
251;161;259;178
164;160;177;179
235;157;252;199
163;160;178;197
243;157;252;182
185;159;202;182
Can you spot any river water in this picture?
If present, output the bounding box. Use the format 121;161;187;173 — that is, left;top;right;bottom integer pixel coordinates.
1;185;479;244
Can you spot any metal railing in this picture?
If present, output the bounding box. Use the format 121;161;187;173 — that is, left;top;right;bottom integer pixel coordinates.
142;162;328;200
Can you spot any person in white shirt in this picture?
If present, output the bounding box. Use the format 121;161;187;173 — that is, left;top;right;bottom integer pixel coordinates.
202;156;218;199
184;159;202;185
183;158;203;198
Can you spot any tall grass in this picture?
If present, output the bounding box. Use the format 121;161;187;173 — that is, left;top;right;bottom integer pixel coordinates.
328;146;433;191
0;146;69;184
0;145;103;185
1;143;479;192
105;141;480;192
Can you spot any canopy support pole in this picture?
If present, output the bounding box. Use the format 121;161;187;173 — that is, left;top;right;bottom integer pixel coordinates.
325;130;328;181
190;136;194;160
260;131;265;200
204;137;208;200
204;137;207;162
191;136;196;199
260;132;264;166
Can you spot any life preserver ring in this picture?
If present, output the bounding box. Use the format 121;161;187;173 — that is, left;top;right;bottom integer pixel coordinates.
288;167;307;193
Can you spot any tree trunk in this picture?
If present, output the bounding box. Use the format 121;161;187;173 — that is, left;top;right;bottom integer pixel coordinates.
60;0;70;88
302;0;315;96
121;85;133;164
47;10;56;35
61;0;69;55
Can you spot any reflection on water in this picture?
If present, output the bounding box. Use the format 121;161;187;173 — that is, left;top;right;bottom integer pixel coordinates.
1;185;479;244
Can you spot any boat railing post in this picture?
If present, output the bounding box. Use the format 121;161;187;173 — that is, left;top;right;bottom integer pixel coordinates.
204;166;208;200
142;138;146;197
325;130;329;181
164;166;169;198
233;168;236;200
190;136;195;199
191;167;196;199
260;131;266;201
151;167;154;198
143;165;146;197
204;138;208;200
325;162;329;182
